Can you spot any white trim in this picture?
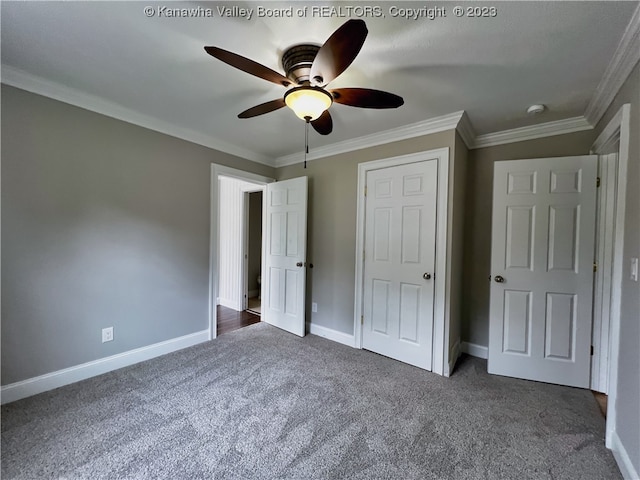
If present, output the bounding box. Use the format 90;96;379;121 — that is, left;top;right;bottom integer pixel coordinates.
240;184;264;193
589;104;631;449
592;104;626;154
472;117;593;149
1;65;272;166
591;153;618;394
310;324;355;348
432;148;451;376
1;330;209;405
584;4;640;126
353;148;450;376
210;164;273;340
461;341;489;360
276;112;463;167
610;430;639;480
456;111;476;150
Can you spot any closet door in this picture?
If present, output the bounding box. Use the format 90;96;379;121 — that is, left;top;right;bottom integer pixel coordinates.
362;159;438;370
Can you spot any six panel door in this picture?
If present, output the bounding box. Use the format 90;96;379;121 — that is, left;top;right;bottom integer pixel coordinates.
488;156;597;388
263;176;308;337
362;160;438;370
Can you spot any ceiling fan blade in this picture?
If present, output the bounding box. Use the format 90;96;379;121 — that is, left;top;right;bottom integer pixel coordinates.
238;98;286;118
205;46;292;87
309;19;368;86
311;110;333;135
331;88;404;109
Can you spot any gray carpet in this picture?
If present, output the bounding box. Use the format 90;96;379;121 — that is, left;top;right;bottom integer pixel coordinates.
2;323;621;479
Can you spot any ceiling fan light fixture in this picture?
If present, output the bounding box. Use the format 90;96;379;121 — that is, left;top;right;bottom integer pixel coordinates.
284;86;333;121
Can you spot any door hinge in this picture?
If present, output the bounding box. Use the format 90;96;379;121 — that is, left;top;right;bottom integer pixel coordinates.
593;262;598;273
591;345;594;356
361;315;364;325
596;177;601;188
364;185;367;197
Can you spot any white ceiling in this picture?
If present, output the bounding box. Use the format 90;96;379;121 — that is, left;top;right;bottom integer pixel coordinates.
1;1;638;164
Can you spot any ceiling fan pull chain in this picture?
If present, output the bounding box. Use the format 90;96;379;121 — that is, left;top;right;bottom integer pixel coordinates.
304;117;310;169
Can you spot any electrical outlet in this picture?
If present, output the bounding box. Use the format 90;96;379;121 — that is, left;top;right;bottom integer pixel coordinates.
102;327;114;343
312;302;318;313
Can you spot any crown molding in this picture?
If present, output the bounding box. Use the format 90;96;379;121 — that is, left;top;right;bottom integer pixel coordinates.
2;66;605;164
584;3;640;126
275;111;465;167
472;116;593;150
1;65;273;167
456;111;476;150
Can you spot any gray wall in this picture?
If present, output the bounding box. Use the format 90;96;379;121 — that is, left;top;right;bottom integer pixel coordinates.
449;132;468;355
1;85;275;384
594;62;640;475
277;130;457;335
247;191;262;294
461;130;596;347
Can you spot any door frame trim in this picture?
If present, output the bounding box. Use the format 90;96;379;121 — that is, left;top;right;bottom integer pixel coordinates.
209;164;274;340
589;103;631;448
353;147;450;375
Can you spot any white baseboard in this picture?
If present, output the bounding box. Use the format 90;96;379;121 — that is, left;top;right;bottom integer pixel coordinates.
461;341;488;359
611;430;639;480
447;339;461;376
310;323;355;348
1;330;210;405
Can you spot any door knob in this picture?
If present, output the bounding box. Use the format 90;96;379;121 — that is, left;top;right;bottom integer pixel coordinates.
423;273;432;280
296;262;304;267
494;275;505;283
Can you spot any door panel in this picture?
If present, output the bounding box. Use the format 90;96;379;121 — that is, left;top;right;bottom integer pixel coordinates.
488;156;597;388
547;206;578;271
263;177;307;337
505;206;535;269
544;293;575;360
399;283;420;343
362;160;437;370
503;289;531;354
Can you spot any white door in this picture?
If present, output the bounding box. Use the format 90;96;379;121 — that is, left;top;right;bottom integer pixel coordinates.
488;156;597;388
263;177;308;337
362;160;437;369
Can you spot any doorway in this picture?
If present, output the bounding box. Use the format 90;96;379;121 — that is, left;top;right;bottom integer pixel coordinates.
209;164;273;340
245;190;263;316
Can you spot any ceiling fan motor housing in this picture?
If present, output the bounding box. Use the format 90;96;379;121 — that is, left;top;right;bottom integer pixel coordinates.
282;44;321;84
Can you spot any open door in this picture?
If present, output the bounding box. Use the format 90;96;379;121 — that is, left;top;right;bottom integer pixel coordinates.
262;176;308;337
488;156;597;388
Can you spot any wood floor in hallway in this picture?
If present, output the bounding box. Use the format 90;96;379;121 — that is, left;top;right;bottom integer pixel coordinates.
217;305;260;336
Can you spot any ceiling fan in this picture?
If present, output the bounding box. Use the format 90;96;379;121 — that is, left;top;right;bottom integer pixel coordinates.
204;19;404;135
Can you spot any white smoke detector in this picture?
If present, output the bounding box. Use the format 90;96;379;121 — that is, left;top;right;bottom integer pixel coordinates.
527;104;546;115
